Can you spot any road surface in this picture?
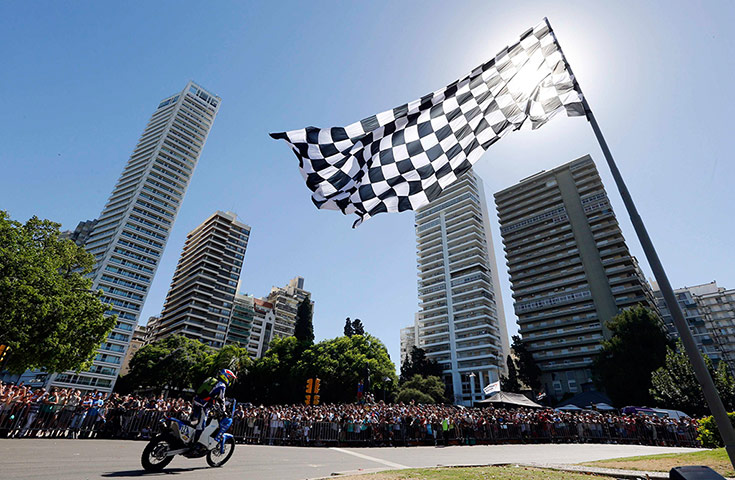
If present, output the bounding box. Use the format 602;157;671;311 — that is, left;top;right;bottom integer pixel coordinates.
0;439;701;479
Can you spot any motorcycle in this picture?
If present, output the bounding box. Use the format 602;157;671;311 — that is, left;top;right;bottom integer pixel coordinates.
141;398;237;472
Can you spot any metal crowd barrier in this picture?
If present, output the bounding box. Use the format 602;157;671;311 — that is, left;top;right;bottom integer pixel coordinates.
0;406;701;448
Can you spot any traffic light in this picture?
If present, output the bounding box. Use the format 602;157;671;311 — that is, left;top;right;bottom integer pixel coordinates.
314;378;321;394
0;345;8;365
304;394;312;405
305;378;314;394
312;395;320;406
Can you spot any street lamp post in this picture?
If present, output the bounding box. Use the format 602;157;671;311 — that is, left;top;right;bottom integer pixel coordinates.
468;372;476;407
383;376;391;403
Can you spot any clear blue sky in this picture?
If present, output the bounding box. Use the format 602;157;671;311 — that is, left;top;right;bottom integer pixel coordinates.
1;1;734;368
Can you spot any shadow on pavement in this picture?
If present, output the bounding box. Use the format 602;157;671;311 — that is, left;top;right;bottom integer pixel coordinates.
101;467;210;477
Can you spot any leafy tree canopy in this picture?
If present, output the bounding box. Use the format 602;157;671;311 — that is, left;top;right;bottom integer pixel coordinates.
299;333;397;403
0;211;116;374
593;305;672;407
511;335;541;392
499;355;521;393
650;340;735;416
396;375;446;404
125;335;214;392
400;346;443;383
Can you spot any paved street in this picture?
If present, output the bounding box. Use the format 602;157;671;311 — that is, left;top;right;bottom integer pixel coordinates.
0;439;701;479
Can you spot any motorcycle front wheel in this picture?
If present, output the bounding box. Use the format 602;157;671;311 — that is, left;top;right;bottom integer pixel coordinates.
206;437;235;467
141;434;175;472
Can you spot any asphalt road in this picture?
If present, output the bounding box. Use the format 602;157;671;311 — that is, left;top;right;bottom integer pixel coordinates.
0;439;700;480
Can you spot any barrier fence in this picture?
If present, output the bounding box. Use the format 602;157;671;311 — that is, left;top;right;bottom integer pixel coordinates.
0;405;701;448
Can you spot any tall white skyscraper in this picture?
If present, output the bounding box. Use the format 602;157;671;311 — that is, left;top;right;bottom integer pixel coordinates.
414;170;509;405
33;81;220;393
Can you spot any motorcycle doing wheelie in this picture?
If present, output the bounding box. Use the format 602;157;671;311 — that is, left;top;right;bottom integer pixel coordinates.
141;398;237;472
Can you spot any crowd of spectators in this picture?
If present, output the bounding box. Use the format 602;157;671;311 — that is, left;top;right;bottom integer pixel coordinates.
0;380;700;448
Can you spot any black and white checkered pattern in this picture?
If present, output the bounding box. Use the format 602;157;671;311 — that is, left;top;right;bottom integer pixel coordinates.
271;21;584;227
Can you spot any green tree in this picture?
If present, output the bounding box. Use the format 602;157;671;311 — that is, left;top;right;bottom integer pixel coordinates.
650;340;735;416
207;344;251;377
245;336;305;404
396;375;446;404
343;317;354;337
593;306;672;407
511;335;542;392
299;334;397;403
0;211;116;374
293;297;314;344
400;346;443;383
352;318;365;336
125;335;214;392
499;355;521;392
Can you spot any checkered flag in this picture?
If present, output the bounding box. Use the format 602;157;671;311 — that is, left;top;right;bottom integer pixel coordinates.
271;20;584;227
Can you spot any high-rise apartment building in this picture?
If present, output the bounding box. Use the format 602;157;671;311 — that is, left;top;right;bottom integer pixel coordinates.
26;81;220;393
693;282;735;373
495;155;654;400
652;282;724;367
246;297;278;358
61;219;98;246
151;211;250;349
225;293;256;350
414;170;508;405
120;325;147;376
400;318;419;368
266;277;312;340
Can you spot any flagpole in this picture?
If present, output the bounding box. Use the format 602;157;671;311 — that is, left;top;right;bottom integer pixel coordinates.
546;17;735;467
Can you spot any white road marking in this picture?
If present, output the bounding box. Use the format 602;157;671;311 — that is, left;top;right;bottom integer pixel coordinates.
330;447;408;469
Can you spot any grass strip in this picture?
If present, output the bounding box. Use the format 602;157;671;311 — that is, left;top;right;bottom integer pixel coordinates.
582;448;733;477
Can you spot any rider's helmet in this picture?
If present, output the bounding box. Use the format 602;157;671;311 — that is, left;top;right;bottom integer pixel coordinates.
218;368;237;387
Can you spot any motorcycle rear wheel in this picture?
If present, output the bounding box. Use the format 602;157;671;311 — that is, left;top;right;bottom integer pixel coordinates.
206;437;235;467
141;434;175;472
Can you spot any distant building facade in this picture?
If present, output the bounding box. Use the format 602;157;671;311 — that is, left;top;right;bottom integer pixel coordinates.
652;281;725;367
692;282;735;373
495;155;655;400
120;325;147;376
266;277;312;340
414;170;509;405
400;318;420;369
151;211;250;349
246;297;278;358
61;219;98;246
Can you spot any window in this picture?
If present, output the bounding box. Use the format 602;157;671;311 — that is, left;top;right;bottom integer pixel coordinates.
568;379;578;392
552;381;562;392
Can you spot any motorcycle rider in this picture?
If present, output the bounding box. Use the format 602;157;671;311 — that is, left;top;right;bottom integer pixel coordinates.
190;369;236;443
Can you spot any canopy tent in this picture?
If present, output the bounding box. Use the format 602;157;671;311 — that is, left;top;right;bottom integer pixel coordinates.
476;392;542;408
588;402;616;411
557;391;613;409
556;404;584;411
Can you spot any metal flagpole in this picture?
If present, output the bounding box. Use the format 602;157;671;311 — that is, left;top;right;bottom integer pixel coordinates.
545;17;735;467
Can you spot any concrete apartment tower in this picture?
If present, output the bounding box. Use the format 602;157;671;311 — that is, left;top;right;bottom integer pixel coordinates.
26;82;220;393
266;277;312;340
495;155;655;400
652;281;726;368
691;282;735;373
151;211;250;349
399;318;420;369
248;297;278;358
414;170;509;405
